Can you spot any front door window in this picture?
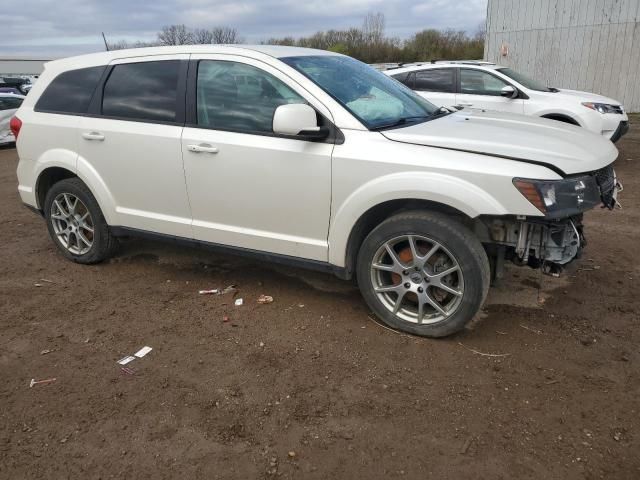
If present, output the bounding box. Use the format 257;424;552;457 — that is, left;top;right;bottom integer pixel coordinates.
196;60;305;134
459;69;509;96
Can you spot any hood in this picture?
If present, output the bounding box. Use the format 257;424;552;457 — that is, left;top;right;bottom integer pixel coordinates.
552;88;622;106
381;110;618;175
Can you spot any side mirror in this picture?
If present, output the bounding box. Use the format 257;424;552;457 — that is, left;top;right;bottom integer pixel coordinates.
501;85;518;99
273;104;329;140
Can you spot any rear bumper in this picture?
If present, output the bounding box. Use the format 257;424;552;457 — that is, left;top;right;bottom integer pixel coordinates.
609;120;629;143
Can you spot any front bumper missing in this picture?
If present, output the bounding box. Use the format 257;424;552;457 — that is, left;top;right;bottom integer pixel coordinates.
484;164;622;278
485;169;622;276
483;215;586;276
512;217;584;269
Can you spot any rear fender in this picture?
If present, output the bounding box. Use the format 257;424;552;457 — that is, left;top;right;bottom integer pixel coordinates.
75;153;117;224
25;149;78;208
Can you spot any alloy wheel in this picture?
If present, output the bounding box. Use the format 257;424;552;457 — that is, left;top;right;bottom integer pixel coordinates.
370;234;464;324
50;193;94;255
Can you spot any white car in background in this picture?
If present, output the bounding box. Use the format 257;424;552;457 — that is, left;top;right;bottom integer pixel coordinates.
0;93;25;145
385;61;629;142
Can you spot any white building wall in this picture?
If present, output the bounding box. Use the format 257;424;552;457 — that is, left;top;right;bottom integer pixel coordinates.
485;0;640;111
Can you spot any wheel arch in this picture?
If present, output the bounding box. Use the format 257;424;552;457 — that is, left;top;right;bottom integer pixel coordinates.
36;167;77;210
540;113;581;126
36;161;116;225
337;199;474;280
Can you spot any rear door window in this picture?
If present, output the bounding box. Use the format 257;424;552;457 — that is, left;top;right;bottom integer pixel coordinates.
35;66;105;114
101;61;181;123
414;69;455;93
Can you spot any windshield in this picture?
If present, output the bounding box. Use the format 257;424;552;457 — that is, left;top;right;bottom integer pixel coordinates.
497;67;551;92
281;55;439;130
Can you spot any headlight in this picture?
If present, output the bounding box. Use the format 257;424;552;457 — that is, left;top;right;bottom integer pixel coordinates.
581;102;620;114
513;177;601;217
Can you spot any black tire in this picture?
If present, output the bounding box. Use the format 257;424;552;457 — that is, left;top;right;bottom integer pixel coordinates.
356;210;490;338
44;177;118;264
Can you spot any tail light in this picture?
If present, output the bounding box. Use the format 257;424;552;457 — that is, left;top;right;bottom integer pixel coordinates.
10;116;22;140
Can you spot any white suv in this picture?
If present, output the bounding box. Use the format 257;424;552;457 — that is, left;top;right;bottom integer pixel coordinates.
385;61;629;143
14;46;622;337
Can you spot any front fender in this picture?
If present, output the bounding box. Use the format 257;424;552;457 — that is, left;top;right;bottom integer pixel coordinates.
328;172;510;267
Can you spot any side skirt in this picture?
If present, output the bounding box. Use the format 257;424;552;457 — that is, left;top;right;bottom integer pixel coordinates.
109;226;349;280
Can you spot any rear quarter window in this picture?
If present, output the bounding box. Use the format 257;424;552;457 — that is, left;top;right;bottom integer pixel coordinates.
35;66;105;114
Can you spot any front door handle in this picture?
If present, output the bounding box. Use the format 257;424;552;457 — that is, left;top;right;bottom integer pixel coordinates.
458;103;474;107
187;143;219;154
82;132;105;141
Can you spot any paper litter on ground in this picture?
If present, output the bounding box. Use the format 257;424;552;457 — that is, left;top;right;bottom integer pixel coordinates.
117;355;136;365
134;346;153;358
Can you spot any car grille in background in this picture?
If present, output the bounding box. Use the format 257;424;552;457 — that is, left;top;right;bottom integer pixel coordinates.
611;105;624;114
594;165;616;209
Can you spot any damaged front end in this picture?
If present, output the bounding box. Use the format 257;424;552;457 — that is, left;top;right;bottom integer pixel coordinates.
481;164;622;279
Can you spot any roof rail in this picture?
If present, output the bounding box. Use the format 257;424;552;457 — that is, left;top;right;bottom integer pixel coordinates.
429;60;496;66
398;62;427;68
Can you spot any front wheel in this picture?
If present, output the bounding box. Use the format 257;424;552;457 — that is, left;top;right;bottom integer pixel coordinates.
356;210;490;338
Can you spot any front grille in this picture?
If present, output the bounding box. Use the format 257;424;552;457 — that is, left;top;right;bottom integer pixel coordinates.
594;165;616;209
611;105;624;115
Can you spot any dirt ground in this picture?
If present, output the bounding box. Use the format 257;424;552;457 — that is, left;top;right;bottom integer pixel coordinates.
1;122;639;480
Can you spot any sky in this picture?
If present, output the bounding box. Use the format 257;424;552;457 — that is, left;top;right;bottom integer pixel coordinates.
0;0;488;58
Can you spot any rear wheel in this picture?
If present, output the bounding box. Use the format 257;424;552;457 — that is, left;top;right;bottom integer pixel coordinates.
44;178;117;264
356;210;490;337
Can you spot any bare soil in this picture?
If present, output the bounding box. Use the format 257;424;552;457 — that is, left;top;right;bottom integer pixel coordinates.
1;125;639;479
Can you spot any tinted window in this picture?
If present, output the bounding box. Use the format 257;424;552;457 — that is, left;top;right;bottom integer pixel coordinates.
460;69;508;96
390;71;411;85
102;61;180;122
0;97;23;110
414;69;454;92
197;60;305;133
35;66;104;114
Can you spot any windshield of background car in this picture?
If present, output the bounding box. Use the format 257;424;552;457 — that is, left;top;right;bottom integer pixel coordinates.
281;55;439;129
497;67;551;92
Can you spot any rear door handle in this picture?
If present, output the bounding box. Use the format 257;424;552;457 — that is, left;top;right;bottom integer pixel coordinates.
82;132;105;141
187;143;219;154
458;103;474;107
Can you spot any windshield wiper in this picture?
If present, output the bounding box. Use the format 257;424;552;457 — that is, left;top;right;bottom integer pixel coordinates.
372;109;452;131
371;115;432;131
